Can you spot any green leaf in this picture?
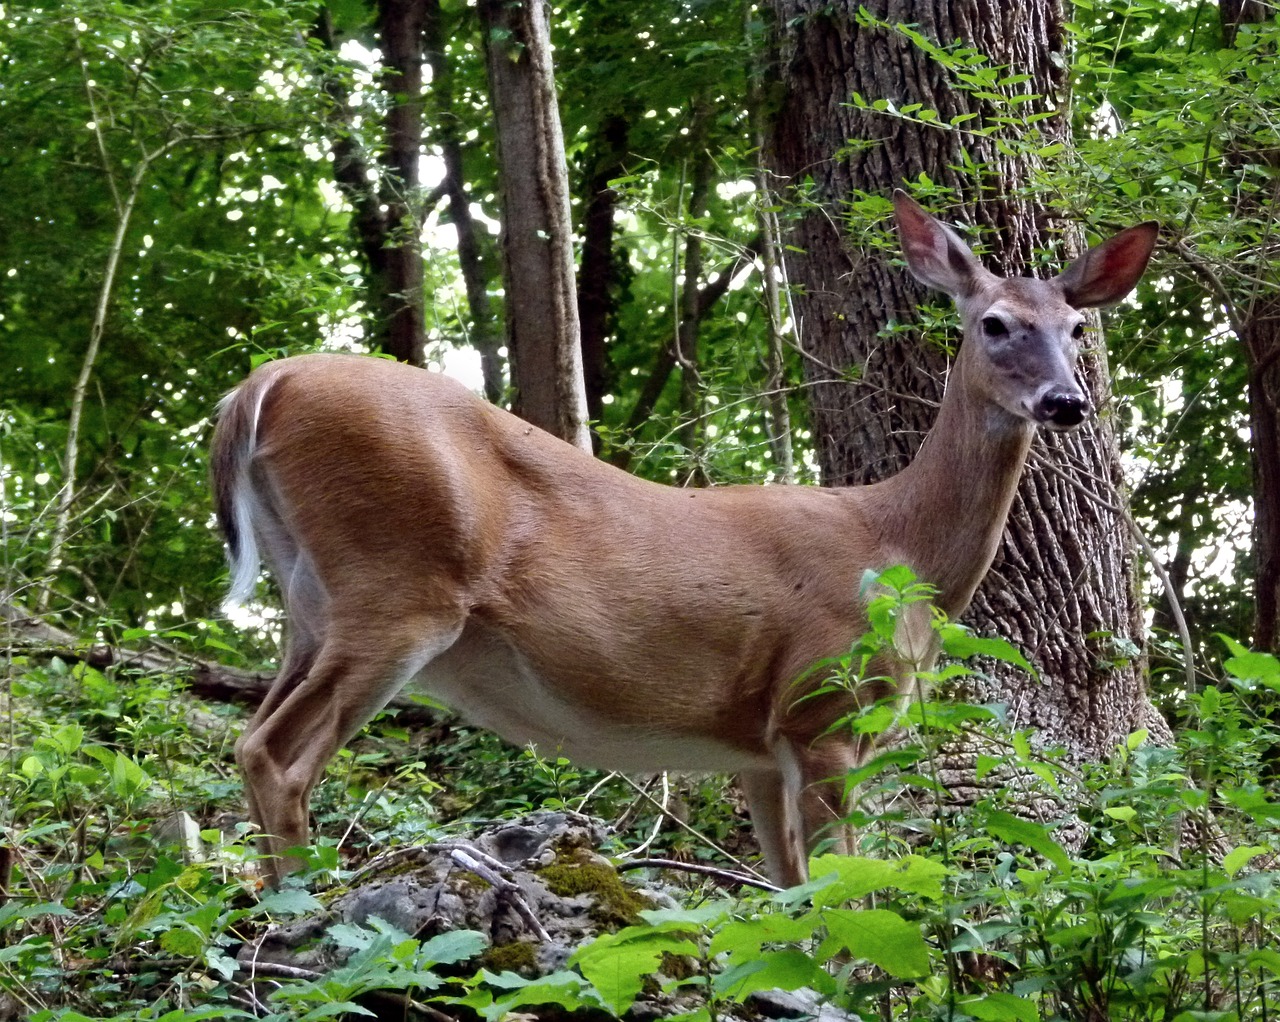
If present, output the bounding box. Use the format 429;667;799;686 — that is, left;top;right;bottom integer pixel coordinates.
961;991;1041;1021
1223;845;1269;878
821;908;931;977
714;949;834;999
419;929;488;965
256;888;324;916
710;914;813;958
939;623;1036;676
1218;634;1280;688
573;929;699;1015
111;751;150;800
160;927;205;957
982;810;1071;875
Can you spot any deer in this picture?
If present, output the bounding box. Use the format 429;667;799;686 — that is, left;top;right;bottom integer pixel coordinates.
211;191;1158;888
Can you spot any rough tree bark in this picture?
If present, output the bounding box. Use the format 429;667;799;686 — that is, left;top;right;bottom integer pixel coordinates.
479;0;591;451
767;0;1170;817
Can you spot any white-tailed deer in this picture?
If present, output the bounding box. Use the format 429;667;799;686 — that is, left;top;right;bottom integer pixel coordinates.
212;192;1157;887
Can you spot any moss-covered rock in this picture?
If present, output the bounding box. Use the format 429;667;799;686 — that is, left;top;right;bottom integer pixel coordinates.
480;938;540;977
536;850;653;928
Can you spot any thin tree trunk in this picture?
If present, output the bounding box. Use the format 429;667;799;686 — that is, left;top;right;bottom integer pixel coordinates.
423;0;503;403
615;238;763;471
43;161;146;609
577;115;629;430
1244;299;1280;650
315;3;427;365
479;0;590;451
676;108;715;476
43;45;184;607
1221;0;1280;651
768;0;1166;816
748;40;795;484
374;0;428;365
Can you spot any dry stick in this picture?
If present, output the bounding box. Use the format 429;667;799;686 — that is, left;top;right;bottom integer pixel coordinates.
614;772;671;861
449;848;553;944
613;773;769;883
351;839;509;885
616;857;781;893
346;840;552;944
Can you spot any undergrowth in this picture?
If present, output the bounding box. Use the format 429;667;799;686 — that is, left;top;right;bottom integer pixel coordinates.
2;584;1280;1021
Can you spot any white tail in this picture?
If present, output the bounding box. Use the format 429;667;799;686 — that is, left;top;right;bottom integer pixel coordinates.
211;192;1157;887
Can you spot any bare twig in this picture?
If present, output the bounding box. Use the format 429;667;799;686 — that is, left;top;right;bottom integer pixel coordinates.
449;848;553;944
615;857;781;892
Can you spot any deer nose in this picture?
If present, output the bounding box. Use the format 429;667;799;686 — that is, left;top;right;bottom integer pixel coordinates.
1035;391;1091;429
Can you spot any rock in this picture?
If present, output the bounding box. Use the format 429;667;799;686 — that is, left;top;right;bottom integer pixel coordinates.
236;811;658;978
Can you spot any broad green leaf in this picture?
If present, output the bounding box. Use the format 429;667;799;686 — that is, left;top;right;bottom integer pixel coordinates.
939;623;1036;676
821;908;931;978
160;927;204;957
714;949;835;999
809;853;949;904
1223;844;1269;878
709;914;813;958
256;888;323;916
419;929;488;965
982;810;1071;875
961;991;1041;1021
573;929;699;1015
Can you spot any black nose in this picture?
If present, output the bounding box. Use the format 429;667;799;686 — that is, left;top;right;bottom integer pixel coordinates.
1036;391;1090;429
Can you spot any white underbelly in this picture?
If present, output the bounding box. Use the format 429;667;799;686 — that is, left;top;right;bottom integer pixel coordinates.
409;622;770;774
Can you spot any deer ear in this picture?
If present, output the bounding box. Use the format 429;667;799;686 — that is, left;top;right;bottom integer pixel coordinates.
1057;222;1159;308
893;189;987;298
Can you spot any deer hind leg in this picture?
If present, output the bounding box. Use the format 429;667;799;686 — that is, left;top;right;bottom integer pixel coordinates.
235;545;325;849
236;611;465;886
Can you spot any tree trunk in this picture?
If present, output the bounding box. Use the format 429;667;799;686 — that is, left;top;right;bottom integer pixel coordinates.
479;0;590;451
316;3;427;365
424;0;504;403
375;0;429;365
1221;0;1280;651
676;106;715;480
577;115;629;432
1243;304;1280;651
767;1;1167;806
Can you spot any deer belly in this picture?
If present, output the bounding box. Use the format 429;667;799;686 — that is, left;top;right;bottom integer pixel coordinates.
409;622;770;774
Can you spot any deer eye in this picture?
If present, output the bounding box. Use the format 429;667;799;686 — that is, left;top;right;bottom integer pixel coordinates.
982;316;1008;337
1071;322;1085;340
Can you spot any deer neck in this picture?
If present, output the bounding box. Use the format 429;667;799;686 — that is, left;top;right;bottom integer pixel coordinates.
868;358;1036;620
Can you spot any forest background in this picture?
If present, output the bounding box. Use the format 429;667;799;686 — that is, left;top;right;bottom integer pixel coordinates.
2;1;1280;1020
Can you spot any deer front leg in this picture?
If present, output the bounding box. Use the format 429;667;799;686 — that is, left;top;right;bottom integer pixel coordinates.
740;734;861;887
739;767;807;888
